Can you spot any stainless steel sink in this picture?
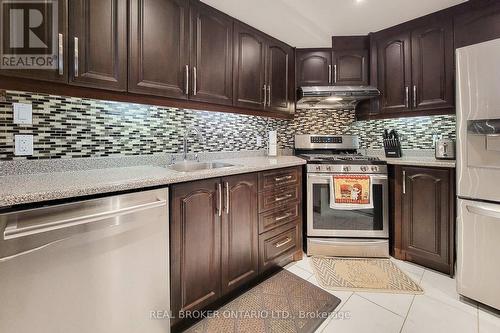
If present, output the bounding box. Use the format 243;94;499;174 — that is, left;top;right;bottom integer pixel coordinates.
168;161;236;173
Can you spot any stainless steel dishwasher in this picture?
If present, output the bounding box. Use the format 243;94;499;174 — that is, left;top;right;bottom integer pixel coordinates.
0;188;170;333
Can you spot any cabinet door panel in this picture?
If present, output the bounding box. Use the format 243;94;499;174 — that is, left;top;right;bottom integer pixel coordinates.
411;19;454;111
454;1;500;49
333;50;368;86
190;1;233;105
233;24;266;109
129;0;189;98
377;32;411;114
69;0;127;91
267;42;293;112
0;0;68;83
221;173;258;294
402;167;452;274
296;49;331;86
170;179;221;321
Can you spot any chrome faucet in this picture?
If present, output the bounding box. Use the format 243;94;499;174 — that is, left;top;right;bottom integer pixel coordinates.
183;127;203;161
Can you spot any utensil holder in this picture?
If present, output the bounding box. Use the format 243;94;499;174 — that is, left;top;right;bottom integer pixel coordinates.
383;138;402;158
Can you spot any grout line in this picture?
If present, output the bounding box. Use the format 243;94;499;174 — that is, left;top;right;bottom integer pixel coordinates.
320;292;355;333
398;295;416;333
355;293;407;318
287;264;313;280
477;307;480;333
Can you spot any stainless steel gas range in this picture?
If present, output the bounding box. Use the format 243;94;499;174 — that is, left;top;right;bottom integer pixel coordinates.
295;134;389;258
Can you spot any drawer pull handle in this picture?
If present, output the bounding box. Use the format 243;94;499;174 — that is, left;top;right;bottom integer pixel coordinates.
275;175;292;182
275;237;292;248
275;212;292;221
275;194;292;202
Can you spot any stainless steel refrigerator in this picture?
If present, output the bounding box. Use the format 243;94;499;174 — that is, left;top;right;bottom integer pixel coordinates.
456;38;500;310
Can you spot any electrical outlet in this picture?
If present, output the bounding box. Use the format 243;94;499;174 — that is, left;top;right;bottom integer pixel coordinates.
13;103;33;125
256;135;262;147
15;135;34;156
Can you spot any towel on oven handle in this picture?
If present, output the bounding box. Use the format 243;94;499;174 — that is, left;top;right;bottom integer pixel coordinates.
329;175;374;210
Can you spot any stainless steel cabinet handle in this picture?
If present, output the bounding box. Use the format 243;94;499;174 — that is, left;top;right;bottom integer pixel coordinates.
267;85;271;107
405;87;409;108
275;175;292;182
3;199;167;240
263;84;267;106
334;65;337;83
74;37;79;77
58;33;63;75
413;85;417;108
466;204;500;219
328;65;332;84
275;212;292;221
275;237;292;248
185;65;189;95
402;171;406;194
225;182;229;214
193;66;197;96
275;194;292;202
218;182;222;217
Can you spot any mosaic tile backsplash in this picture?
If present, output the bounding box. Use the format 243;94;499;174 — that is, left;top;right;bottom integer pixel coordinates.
0;91;456;160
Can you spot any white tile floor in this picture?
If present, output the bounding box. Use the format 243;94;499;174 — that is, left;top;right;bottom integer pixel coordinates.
285;256;500;333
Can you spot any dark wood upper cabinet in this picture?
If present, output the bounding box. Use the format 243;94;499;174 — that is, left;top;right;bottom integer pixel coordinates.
411;17;454;111
69;0;127;91
129;0;189;98
375;31;412;114
366;11;455;119
233;23;267;109
454;0;500;49
331;36;369;86
296;49;332;86
170;178;221;324
221;173;258;295
189;1;233;105
266;40;294;113
394;166;455;276
0;0;68;83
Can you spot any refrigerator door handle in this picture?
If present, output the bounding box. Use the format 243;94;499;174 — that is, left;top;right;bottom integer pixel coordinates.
466;204;500;219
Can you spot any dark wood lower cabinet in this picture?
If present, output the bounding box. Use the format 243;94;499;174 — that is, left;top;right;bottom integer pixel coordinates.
221;173;259;295
170;178;221;325
391;165;455;276
170;167;303;329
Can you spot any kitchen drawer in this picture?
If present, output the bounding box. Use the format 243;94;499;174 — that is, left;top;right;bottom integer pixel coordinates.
258;167;300;192
258;202;300;234
258;185;300;213
259;222;300;272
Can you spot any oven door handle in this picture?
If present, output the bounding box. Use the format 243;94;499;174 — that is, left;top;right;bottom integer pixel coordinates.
307;174;388;183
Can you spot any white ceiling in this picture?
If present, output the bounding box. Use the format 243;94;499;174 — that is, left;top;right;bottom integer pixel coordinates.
203;0;467;48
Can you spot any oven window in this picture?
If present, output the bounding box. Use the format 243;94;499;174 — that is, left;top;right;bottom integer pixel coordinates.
312;183;383;231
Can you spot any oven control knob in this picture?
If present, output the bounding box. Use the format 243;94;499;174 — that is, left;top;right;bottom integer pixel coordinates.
343;166;351;172
315;165;321;171
371;166;379;172
326;166;332;171
360;166;368;172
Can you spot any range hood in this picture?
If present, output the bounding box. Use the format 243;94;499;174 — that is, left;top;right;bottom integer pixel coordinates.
297;86;380;109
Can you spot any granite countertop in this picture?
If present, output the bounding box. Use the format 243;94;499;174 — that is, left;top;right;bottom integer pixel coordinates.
377;156;456;168
0;156;306;208
362;149;456;168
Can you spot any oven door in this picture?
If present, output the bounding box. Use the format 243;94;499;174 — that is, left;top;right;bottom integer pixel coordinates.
307;173;389;238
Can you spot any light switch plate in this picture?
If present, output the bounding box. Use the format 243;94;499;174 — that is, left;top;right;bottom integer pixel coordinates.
15;135;34;156
13;103;33;125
